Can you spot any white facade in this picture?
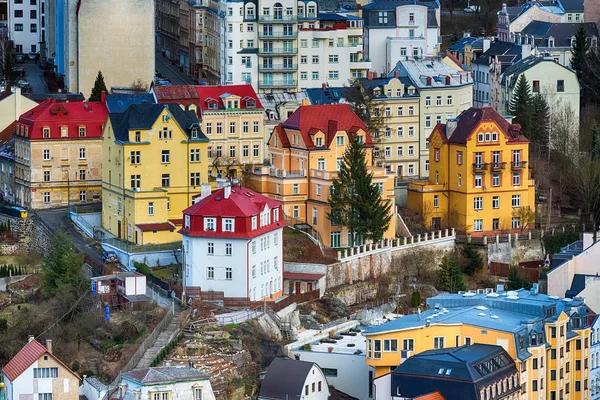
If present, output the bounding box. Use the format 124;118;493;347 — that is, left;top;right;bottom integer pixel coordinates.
224;1;259;90
5;360;72;400
121;374;215;400
591;317;600;399
8;0;43;54
364;3;440;75
184;228;283;301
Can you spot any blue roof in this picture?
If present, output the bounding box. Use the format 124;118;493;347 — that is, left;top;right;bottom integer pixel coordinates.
317;12;348;20
305;86;356;105
447;36;478;52
105;94;156;113
363;0;439;10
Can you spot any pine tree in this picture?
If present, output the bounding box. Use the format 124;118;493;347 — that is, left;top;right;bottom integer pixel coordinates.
530;94;549;148
509;74;533;137
461;243;484;276
592;125;600;159
410;290;421;307
438;256;466;293
328;136;392;244
571;24;589;102
89;71;108;102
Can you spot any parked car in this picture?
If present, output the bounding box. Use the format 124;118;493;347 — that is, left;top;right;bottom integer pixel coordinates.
102;251;118;263
464;5;480;12
16;79;29;88
15;53;24;63
26;52;39;60
39;60;53;69
12;67;26;77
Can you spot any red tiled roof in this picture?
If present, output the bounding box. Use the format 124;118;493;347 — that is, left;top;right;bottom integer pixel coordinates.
0;121;16;145
431;106;529;145
154;85;199;101
195;84;263;112
283;272;324;281
443;51;466;71
2;339;47;381
136;223;175;232
169;219;184;226
279;104;371;149
414;392;445;400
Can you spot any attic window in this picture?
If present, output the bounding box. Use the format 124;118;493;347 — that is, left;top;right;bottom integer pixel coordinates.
60;126;68;137
315;137;323;147
208;102;218;109
191;128;198;139
43;127;50;138
548;38;554;47
438;368;445;375
246;99;256;108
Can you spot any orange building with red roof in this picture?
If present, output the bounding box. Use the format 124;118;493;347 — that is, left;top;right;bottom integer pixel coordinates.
248;104;396;248
407;106;535;235
2;337;79;400
14;99;107;209
152;85;264;178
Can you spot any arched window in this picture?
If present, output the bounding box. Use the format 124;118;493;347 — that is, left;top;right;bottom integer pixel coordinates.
273;3;283;20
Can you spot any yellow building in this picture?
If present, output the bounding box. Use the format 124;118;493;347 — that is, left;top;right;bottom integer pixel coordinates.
358;74;421;180
248;103;395;247
14;100;107;209
101;103;209;245
407;107;535;234
364;288;592;400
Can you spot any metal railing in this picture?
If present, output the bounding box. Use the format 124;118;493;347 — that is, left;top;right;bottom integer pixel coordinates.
258;47;297;54
259;80;297;87
511;161;527;169
259;64;298;71
102;238;182;254
258;15;296;22
259;32;298;39
472;162;489;172
490;162;507;171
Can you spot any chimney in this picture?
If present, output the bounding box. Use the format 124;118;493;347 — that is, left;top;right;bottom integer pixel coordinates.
367;71;373;80
322;83;327;89
199;183;212;201
28;335;34;343
445;75;451;85
100;90;106;105
394;71;399;79
463;31;471;38
483;39;491;53
301;99;310;106
501;3;507;13
46;339;53;354
426;76;432;86
15;87;22;121
373;72;377;78
446;119;458;139
224;185;231;199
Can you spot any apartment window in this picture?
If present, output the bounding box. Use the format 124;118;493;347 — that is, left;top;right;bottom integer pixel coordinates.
190;149;201;162
225;243;232;256
378;11;388;23
14;10;23;17
293;183;299;195
328;71;339;79
78;126;86;137
436;96;442;106
148;202;154;215
433;195;439;208
222;218;234;232
474;219;483;232
397;126;404;137
190;173;201;186
225;267;232;280
398;146;404;157
397;106;404;117
492;196;499;209
43;192;50;204
458;173;462;187
130;175;141;189
474;174;482;188
317;158;325;170
207;243;214;255
408;146;415;157
207;267;214;280
403;339;414;351
135;131;141;142
425;115;432;128
293;206;299;218
205;123;212;135
384;339;398;352
474;197;483;210
14;24;23;31
512;173;520;186
447;95;453;105
557;80;565;92
42;127;50;138
312;72;319;80
384;147;391;157
312;55;319;64
42;149;50;160
425;96;431;106
533;80;540;93
216;123;222;134
328;55;339;63
512;217;520;229
512;194;520;208
79;170;86;181
492;173;500;187
408;126;415;137
161;150;170;164
532;380;538;391
408;106;414;116
43;170;50;182
434;337;445;349
457;151;463;165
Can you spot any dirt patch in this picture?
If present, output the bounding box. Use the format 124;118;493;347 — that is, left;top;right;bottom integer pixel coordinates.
283;228;337;264
9;274;40;292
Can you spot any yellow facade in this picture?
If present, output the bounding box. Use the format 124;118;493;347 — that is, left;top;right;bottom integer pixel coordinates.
101;105;209;245
248;105;396;247
407;107;535;235
360;77;421;180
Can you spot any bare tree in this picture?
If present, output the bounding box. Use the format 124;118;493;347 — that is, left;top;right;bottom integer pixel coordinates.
513;206;535;232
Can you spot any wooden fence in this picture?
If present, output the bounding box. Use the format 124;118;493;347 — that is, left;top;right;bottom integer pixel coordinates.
489;261;543;282
197;289;320;312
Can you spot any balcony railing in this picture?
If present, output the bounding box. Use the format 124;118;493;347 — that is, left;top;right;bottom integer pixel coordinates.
258;15;296;22
252;166;305;178
259;80;297;87
490;162;506;171
258;47;297;54
511;161;527;169
258;31;298;39
472;162;489;172
259;63;297;71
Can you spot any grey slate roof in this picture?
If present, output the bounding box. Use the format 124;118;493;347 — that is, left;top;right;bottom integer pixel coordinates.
85;377;108;391
519;21;598;48
121;366;209;384
105;94;156;113
108;103;206;143
362;0;438;11
472;41;523;67
259;358;315;399
500;55;574;88
558;0;583;12
305;86;356;105
448;36;478;52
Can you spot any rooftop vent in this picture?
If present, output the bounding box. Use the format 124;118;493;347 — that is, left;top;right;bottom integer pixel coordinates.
478;313;487;317
475;306;488;311
491;315;499;319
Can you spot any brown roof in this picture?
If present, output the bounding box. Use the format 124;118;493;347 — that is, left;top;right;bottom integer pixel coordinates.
0;121;16;146
414;392;446;400
136;222;175;232
2;339;79;382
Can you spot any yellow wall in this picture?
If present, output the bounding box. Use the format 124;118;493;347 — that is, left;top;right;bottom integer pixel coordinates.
101;108;208;244
408;119;535;234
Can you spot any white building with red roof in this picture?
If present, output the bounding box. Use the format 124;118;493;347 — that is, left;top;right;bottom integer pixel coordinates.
2;337;80;400
180;184;286;305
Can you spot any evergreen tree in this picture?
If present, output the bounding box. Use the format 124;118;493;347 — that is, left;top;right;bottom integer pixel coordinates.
571;24;589;102
410;290;421;307
89;71;108;102
328;136;392;244
506;267;532;290
438;256;466;293
592;125;600;159
530;93;549;147
42;230;88;297
461;243;484;276
509;75;533;137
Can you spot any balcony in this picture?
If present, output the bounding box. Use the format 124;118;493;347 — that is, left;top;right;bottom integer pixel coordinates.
472;163;489;172
490;162;506;171
349;59;372;69
258;47;297;54
511;161;527;170
258;31;298;39
259;80;297;88
252;166;305;178
259;63;297;72
258;15;296;22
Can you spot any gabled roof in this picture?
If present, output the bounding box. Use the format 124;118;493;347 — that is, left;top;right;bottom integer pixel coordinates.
2;339;78;382
195;84;263;111
363;0;439;11
121;366;209;384
472;41;524;67
153;85;199;101
432;107;528;145
279;104;370;149
259;358;316;399
105;94;156;113
184;186;281;219
108;103;205;143
305;86;356;105
519;21;598;48
414;392;446;400
447;36;478;52
500;55;575;88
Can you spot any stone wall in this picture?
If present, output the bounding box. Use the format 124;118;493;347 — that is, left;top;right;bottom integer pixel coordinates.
486;238;545;265
0;214;53;255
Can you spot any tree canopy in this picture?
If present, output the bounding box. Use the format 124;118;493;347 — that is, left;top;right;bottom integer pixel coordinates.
509;75;549;147
328;136;392;244
89;71;108;102
41;230;88;297
437;256;466;293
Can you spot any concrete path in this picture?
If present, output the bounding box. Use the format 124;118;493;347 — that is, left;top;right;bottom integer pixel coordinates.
155;52;195;85
21;60;47;94
135;311;182;368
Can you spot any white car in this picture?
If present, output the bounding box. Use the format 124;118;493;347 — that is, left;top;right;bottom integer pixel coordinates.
464;5;480;12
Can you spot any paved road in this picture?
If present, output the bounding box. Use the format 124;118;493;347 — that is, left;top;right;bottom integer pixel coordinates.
19;60;47;94
155;52;195;86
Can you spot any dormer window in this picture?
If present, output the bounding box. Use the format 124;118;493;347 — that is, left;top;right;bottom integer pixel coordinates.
315;137;323;147
191;127;198;139
252;216;257;230
79;126;86;137
205;217;216;231
185;215;191;229
43;127;50;138
571;36;576;48
60;126;68;137
531;332;538;346
356;135;364;145
548;37;554;48
223;218;234;232
273;208;279;222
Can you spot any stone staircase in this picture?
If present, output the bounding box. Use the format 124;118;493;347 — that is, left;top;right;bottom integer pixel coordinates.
135;311;182;369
